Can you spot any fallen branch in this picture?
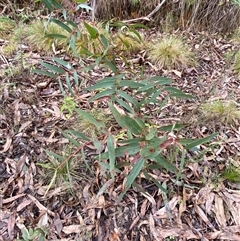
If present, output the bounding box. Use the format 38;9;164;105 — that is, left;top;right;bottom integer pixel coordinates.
122;0;167;23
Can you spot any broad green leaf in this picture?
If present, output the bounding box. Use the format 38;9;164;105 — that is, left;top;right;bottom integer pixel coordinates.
40;62;66;74
134;117;145;129
53;58;73;69
51;19;72;33
88;89;115;102
83;22;99;39
182;133;218;149
121;115;142;135
32;69;57;78
117;90;138;105
75;108;105;129
119;157;144;199
107;134;115;179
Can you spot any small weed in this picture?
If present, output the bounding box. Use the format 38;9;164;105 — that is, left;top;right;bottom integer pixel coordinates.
223;164;240;182
147;35;196;69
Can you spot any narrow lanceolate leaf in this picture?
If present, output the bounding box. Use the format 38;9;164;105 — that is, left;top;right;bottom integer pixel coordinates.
150;76;172;85
40;62;66;74
75;108;105;129
88;89;115;102
86;77;116;90
164;86;195;99
51;19;72;33
107;134;116;179
121;116;142;135
45;33;68;39
33;69;57;78
109;102;126;128
64;129;90;141
116;98;134;114
103;58;118;74
119;157;144;200
53;58;73;69
83;22;99;39
182;133;218;149
117;90;138;105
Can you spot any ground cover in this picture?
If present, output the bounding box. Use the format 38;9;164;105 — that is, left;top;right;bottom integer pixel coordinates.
0;3;240;240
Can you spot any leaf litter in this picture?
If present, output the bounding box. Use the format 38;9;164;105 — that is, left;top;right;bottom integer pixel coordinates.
0;27;240;241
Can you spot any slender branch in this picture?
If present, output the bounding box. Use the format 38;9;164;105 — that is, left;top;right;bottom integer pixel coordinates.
122;0;167;23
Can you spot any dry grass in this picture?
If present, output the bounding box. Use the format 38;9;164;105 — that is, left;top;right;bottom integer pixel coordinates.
147;35;196;69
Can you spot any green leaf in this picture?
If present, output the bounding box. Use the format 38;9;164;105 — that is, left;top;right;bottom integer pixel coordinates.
53;58;73;69
64;130;90;141
51;19;72;33
159;123;186;131
154;154;178;173
83;22;99;39
121;115;142;135
65;73;75;97
108;102;126;128
103;57;118;73
100;33;109;48
45;150;64;161
182;133;218;149
32;69;57;78
40;62;66;74
119;157;144;199
116;98;134;114
45;169;57;195
117;90;138;105
45;33;68;39
164;86;195;99
136;83;155;93
107;134;115;179
86;77;116;90
145;128;157;140
150;76;172;85
75;109;105;129
118;80;144;88
88;89;115;102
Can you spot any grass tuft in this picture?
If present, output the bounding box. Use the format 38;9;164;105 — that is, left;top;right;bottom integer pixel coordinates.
147;35;196;69
199;100;240;125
